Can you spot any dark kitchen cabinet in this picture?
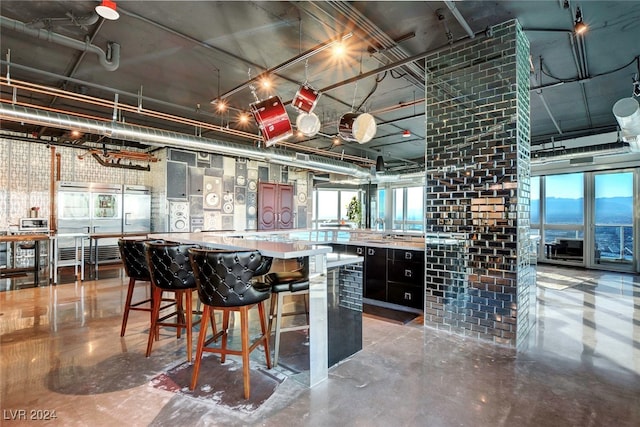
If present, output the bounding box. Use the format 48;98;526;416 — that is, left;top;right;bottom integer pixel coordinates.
364;246;387;301
387;249;424;309
258;182;294;230
344;244;365;257
331;243;424;310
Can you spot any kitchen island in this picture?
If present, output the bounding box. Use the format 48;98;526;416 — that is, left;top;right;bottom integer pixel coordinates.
149;231;363;388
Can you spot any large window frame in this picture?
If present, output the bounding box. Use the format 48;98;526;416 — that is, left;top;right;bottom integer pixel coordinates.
312;188;361;228
391;186;424;232
532;168;637;272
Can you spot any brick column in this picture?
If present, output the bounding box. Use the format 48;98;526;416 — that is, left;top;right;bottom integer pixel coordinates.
424;20;533;347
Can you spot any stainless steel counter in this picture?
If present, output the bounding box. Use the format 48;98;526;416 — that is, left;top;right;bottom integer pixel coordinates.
149;231;333;259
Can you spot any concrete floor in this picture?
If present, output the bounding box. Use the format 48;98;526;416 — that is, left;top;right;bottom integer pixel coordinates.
1;264;639;426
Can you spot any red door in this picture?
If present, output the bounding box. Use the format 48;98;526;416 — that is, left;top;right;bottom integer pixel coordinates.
258;182;277;230
278;184;294;229
258;182;294;230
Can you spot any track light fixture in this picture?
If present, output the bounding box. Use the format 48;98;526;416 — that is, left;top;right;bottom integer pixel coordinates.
574;7;587;35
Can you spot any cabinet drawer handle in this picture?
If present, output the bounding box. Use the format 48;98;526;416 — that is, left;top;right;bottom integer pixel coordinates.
405;269;412;278
357;247;363;255
368;248;375;256
405;252;412;260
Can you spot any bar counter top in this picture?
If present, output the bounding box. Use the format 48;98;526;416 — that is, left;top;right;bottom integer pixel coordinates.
148;229;468;257
148;231;333;259
283;229;466;250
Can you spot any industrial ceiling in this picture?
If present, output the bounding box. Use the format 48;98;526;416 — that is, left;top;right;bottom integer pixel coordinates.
1;1;639;174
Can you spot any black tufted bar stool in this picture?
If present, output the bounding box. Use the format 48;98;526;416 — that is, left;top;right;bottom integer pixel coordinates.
188;248;272;399
264;257;310;367
118;238;177;337
145;241;211;363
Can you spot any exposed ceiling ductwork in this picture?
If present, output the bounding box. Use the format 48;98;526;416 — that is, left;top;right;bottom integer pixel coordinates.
0;102;372;178
0;15;120;71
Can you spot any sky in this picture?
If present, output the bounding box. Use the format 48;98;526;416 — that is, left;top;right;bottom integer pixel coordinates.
531;172;633;199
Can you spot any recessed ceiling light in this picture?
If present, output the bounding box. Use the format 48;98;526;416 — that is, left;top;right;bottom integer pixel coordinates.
95;0;120;21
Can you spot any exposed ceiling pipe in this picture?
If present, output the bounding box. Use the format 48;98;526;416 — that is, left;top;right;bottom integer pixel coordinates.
0;102;372;179
90;152;150;171
319;30;486;95
323;1;425;90
27;11;101;30
374;170;425;184
0;15;120;71
444;1;476;39
1;76;376;165
529;58;562;135
117;5;352;111
216;33;353;101
531;141;629;162
536;91;563;135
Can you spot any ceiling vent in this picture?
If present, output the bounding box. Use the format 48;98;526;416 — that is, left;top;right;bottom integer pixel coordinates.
295;153;310;162
569;156;594;165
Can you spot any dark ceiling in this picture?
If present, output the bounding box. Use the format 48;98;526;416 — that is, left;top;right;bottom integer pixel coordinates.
1;1;639;172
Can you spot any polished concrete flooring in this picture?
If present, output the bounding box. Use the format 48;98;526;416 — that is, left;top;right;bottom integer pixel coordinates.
1;264;639;426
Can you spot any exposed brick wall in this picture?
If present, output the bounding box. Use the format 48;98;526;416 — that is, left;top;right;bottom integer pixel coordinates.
424;20;533;347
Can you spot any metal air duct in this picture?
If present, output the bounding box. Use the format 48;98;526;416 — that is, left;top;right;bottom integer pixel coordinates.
0;103;371;178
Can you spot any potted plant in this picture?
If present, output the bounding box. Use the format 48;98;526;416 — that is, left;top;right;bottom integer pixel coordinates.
346;196;361;228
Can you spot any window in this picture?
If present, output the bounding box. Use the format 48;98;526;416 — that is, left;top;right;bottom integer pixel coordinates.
406;187;424;231
312;188;361;228
316;190;338;221
594;172;634;262
393;188;404;230
534;169;636;269
544;173;584;225
373;188;386;230
339;190;358;221
543;173;584;244
531;176;540;225
391;186;424;231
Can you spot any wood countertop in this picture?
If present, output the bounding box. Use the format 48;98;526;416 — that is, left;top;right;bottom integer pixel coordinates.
0;233;50;242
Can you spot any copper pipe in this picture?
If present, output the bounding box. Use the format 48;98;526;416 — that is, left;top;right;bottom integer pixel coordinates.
0;77;259;140
55;152;61;181
0;77;390;166
49;146;57;232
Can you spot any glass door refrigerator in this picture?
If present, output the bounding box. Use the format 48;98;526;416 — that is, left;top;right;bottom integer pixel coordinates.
90;183;123;263
123;185;151;233
56;182;92;265
57;182;92;239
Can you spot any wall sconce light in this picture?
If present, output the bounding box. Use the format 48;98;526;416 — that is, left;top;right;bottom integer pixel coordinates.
95;0;120;20
574;7;587;35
